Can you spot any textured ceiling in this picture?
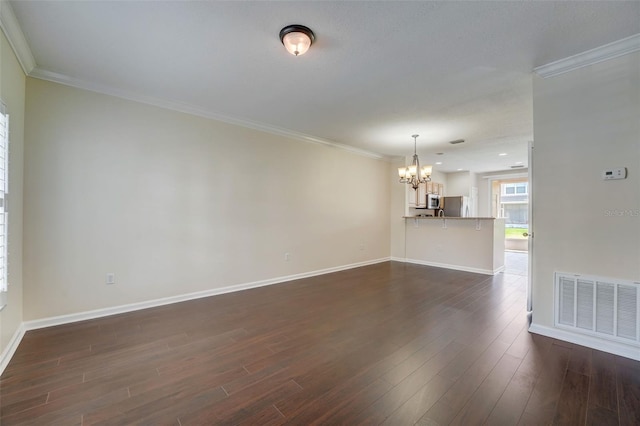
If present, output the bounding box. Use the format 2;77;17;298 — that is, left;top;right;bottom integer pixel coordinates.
7;1;640;172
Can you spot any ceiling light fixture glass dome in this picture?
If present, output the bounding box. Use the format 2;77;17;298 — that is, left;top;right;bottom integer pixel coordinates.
279;25;315;56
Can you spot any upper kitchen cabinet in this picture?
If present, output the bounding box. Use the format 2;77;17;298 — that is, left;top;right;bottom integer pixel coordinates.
408;182;427;208
408;181;444;208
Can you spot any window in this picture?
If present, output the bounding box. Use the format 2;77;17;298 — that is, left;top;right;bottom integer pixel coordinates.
0;103;8;310
501;182;528;196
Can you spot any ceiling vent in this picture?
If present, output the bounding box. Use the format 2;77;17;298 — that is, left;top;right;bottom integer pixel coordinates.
511;165;525;169
449;139;465;145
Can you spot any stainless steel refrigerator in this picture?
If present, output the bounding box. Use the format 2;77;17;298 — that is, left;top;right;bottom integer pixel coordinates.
442;196;470;217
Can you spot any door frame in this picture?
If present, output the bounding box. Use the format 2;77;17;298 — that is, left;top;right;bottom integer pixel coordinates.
527;140;534;315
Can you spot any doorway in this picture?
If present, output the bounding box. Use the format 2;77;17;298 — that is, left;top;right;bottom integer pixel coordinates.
491;177;529;252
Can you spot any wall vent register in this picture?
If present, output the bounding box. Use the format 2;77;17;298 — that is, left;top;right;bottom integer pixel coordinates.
556;272;639;347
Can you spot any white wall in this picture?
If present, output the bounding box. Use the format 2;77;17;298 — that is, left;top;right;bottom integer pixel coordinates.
531;51;640;331
390;159;407;259
23;79;391;320
469;171;478;217
445;171;471;197
443;170;479;216
0;30;25;356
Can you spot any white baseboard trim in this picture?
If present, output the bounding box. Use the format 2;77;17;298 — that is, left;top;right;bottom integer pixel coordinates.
23;257;391;332
528;323;640;361
0;257;389;374
394;257;500;275
0;322;26;375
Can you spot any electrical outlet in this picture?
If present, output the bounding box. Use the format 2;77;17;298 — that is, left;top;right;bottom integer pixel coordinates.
284;253;291;262
106;273;115;285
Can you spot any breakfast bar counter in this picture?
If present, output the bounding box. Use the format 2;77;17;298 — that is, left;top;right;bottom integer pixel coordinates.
403;216;505;275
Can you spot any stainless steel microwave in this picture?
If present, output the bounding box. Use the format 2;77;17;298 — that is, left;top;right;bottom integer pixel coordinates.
426;194;440;209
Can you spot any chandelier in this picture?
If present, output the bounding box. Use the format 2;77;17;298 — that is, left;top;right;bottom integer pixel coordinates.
398;134;432;190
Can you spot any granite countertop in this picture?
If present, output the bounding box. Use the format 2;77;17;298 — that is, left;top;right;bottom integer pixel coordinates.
403;216;498;220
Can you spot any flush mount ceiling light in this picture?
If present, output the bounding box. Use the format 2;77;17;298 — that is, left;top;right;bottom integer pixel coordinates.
398;134;432;191
279;24;315;56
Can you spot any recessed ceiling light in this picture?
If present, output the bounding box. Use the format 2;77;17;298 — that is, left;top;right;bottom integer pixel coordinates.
499;153;508;156
435;162;443;165
457;168;463;171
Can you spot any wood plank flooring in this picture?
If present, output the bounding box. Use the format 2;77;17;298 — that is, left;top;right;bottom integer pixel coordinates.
1;261;639;425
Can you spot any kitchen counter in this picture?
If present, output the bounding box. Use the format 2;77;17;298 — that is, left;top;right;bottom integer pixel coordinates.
403;216;497;220
402;217;505;275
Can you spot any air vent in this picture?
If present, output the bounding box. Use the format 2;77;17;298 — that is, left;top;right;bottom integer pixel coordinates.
556;272;639;346
511;165;525;169
449;139;465;145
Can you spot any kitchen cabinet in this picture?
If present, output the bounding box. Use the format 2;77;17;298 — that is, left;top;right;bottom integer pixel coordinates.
407;183;427;208
408;181;444;208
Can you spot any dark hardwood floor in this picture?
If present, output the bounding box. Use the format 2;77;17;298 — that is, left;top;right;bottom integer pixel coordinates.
1;261;639;425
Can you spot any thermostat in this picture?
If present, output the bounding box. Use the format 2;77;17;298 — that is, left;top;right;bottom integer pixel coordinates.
602;167;627;180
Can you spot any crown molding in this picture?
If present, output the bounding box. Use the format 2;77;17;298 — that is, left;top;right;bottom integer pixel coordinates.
0;0;385;161
0;0;35;74
534;33;640;78
29;67;387;160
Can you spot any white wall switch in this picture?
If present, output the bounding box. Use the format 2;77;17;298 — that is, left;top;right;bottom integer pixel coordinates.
106;273;115;285
602;167;626;180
